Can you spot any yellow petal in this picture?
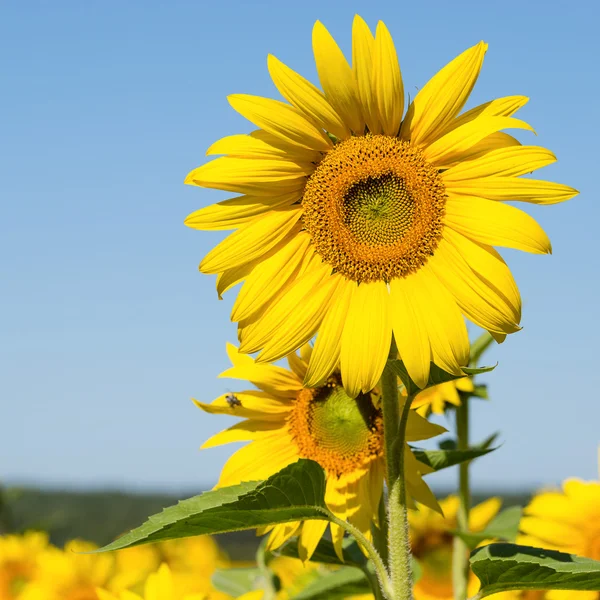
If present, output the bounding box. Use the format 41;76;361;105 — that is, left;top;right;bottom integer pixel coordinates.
447;95;529;132
340;280;391;397
428;233;521;336
519;516;583;548
193;391;290;421
422;116;534;166
200;208;301;274
185;156;309;196
352;15;380;134
200;419;284;449
405;408;447;442
437;131;522;168
267;54;350;140
255;269;342;363
469;497;502;532
238;261;335;355
218;363;302;399
217;433;298;487
390;275;431;389
445;194;552;254
372;21;404;136
228;94;332;152
416;265;471;376
266;522;302;552
206;130;320;163
232;233;311;321
448;177;579;205
298;520;328;562
215;261;254;299
304;278;355;387
185;191;301;231
287;348;308;380
405;448;442;513
442;145;556;182
400;42;487;146
313;20;363;134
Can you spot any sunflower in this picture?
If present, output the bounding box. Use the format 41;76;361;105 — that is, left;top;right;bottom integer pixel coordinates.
411;377;474;417
185;16;577;396
519;477;600;600
0;531;50;600
97;564;205;600
195;343;445;561
409;495;501;600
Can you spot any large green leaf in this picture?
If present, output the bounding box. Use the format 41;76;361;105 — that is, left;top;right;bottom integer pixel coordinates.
97;460;328;552
388;360;495;396
470;543;600;598
412;445;495;471
278;537;367;569
454;506;522;549
290;567;369;600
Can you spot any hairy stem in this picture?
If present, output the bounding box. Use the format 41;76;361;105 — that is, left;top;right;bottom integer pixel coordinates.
453;394;471;600
381;339;414;600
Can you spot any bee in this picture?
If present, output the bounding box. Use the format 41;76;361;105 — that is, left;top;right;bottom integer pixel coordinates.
225;393;242;408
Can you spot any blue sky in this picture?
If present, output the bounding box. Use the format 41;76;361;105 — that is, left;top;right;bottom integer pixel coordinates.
1;0;598;493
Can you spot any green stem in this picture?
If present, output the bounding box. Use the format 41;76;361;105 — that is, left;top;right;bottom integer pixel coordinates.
327;513;392;599
372;493;389;568
381;339;414;600
453;394;471;600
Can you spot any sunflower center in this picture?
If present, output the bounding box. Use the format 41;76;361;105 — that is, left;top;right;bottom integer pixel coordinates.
287;376;383;477
302;134;446;283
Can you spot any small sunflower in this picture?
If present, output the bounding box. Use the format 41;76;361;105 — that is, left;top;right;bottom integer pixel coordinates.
185;15;577;395
195;343;445;561
409;495;501;600
411;377;474;416
519;477;600;600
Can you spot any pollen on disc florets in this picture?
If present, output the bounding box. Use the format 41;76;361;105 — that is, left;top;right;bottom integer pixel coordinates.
302;134;447;283
287;374;383;478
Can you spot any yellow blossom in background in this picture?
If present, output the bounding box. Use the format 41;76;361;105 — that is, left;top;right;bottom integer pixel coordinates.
97;563;205;600
195;343;445;561
411;376;474;416
0;531;50;600
185;15;577;396
409;495;501;600
519;477;600;600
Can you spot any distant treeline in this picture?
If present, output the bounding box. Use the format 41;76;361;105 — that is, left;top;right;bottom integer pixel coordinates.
1;487;532;560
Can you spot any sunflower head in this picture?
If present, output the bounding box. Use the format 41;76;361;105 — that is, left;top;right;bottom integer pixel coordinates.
195;343;444;560
185;16;577;396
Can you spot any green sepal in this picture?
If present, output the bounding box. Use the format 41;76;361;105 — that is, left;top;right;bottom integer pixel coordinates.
470;543;600;597
411;444;496;471
95;460;328;552
388;360;495;396
453;506;522;549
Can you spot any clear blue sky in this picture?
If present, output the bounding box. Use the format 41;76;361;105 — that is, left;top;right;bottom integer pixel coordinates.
2;0;598;494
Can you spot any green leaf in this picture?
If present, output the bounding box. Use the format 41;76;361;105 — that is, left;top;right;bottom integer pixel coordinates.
471;384;489;400
454;506;522;549
212;567;264;596
96;460;328;552
470;543;600;597
290;567;369;600
411;445;495;471
388;360;495;396
469;331;495;366
278;536;367;569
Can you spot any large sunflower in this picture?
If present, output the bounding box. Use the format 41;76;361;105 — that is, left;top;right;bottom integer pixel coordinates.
185;16;577;395
195;343;445;561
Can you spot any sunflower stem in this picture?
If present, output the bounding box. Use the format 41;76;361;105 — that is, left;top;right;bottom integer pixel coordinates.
453;393;471;600
382;339;414;600
327;513;392;599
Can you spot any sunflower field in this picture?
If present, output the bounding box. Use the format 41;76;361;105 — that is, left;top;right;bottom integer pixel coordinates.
2;8;597;600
